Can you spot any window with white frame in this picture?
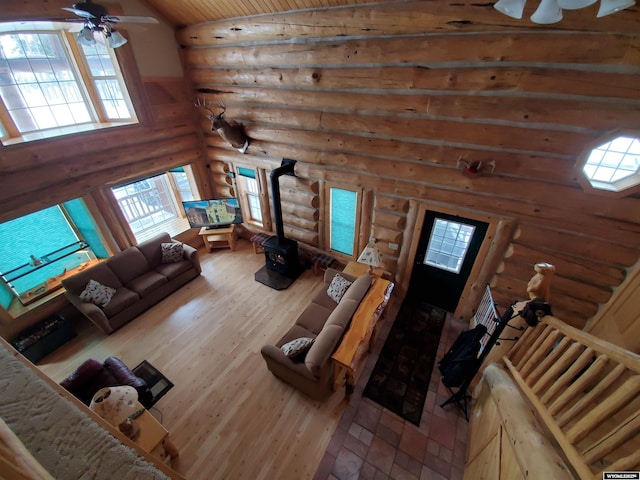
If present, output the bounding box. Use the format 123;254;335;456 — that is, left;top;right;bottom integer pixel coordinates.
112;167;199;243
328;185;360;257
236;167;263;225
424;218;475;274
581;135;640;193
0;23;136;144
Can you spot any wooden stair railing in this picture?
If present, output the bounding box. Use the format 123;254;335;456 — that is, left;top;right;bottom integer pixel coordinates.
503;315;640;480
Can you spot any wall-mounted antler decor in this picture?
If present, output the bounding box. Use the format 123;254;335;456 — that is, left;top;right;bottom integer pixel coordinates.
457;157;496;177
195;98;249;153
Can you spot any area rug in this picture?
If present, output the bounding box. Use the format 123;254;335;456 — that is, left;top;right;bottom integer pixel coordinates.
363;300;446;425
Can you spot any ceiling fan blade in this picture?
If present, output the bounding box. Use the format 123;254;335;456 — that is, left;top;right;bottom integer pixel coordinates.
61;7;95;19
111;15;159;24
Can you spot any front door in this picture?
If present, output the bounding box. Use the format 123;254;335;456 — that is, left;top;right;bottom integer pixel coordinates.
408;211;488;312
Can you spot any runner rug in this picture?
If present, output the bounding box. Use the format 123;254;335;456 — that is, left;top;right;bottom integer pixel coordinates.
363;300;446;426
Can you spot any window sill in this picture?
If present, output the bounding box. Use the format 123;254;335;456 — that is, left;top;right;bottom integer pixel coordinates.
2;121;137;146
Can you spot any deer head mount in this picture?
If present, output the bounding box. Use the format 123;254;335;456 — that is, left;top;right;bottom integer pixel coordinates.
195;98;249;153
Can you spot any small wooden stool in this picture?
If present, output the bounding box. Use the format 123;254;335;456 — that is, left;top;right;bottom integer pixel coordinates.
312;253;335;275
250;232;271;254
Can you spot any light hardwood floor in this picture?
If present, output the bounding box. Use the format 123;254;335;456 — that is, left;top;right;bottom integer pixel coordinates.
37;240;353;480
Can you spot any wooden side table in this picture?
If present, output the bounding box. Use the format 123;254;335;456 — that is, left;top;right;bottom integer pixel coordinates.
331;276;394;396
134;403;179;464
199;225;237;251
342;260;385;278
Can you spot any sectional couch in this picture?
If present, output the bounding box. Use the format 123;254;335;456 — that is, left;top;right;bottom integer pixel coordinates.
261;268;372;400
62;233;201;334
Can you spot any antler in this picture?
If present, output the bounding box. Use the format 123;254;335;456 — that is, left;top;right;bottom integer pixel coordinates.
194;97;217;118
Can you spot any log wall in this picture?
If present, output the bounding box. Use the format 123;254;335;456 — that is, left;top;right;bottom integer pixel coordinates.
178;1;640;328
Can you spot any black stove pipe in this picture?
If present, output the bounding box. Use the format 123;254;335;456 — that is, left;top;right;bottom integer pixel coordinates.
270;159;297;242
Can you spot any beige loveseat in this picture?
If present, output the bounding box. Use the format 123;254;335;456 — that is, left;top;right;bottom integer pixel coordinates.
261;268;372;400
62;233;201;334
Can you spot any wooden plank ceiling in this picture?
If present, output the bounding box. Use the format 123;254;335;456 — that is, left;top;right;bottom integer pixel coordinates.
142;0;375;26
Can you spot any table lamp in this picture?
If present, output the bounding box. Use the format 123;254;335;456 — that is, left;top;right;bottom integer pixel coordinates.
357;238;382;274
90;386;140;439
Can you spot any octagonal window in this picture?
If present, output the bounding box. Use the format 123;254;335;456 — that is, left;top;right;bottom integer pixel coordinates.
582;135;640;192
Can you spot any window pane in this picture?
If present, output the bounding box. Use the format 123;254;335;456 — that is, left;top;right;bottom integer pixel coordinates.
424;218;475;274
330;187;357;256
0;204;100;305
0;32;90;133
113;172;194;243
1;24;137;142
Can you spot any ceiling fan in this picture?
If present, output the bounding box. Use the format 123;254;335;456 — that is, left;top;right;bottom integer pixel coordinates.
62;1;158;48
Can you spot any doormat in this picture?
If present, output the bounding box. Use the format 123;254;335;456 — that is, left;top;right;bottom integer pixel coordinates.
363;300;446;426
133;360;174;408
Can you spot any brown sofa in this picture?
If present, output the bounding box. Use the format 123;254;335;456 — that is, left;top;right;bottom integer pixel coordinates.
62;233;201;334
261;268;372;400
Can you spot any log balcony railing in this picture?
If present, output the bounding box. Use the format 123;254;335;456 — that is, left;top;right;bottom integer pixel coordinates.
503;315;640;480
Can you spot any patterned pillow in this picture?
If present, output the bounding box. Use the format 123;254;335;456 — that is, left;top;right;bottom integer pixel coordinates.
161;242;184;263
79;279;116;307
281;337;315;358
327;274;353;303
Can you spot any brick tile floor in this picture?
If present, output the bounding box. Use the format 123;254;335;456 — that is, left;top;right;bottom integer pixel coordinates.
313;308;469;480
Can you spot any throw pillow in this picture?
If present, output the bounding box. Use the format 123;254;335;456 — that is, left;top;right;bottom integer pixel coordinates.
281;337;315;358
327;274;353;303
161;242;184;263
79;279;116;308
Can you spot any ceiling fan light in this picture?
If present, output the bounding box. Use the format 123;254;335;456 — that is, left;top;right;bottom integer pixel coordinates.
494;0;528;18
76;26;96;46
106;30;127;48
557;0;598;8
531;0;564;23
597;0;635;16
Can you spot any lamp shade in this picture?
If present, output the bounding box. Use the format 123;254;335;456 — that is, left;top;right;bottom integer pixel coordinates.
357;241;382;269
531;0;564;23
90;386;138;426
557;0;597;9
597;0;635;16
494;0;528;18
77;27;96;46
107;30;128;48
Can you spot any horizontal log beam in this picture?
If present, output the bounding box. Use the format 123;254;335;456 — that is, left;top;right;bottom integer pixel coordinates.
500;260;613;305
190;66;640;101
278;175;320;194
226;105;591;156
176;2;640;46
373;210;406;230
283;225;319;246
222;126;579;186
282;213;318;233
183;34;640;69
509;243;626;288
516;223;639;268
374;194;410;214
193;85;640;132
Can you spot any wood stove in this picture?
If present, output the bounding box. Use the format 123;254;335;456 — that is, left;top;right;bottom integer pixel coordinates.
255;159;302;289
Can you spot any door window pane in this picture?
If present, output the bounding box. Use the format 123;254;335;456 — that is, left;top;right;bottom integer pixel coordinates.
424;218;475;273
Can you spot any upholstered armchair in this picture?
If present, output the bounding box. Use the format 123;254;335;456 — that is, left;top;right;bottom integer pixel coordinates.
60;357;152;408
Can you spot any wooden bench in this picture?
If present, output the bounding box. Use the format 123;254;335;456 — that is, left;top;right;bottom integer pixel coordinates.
249;232;271;254
312;253;335;275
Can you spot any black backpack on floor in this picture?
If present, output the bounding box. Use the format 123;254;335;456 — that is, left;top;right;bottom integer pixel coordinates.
438;324;487;388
